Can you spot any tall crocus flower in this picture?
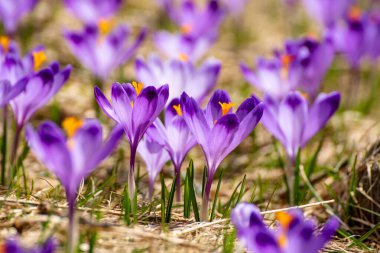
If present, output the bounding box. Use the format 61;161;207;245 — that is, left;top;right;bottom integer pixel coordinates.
146;98;197;201
64;24;146;80
241;36;334;100
231;203;340;253
26;119;123;252
137;136;170;200
94;83;169;201
302;0;351;28
135;55;221;103
63;0;122;24
0;0;38;34
262;91;340;164
180;90;263;220
2;237;56;253
154;31;213;62
365;10;380;62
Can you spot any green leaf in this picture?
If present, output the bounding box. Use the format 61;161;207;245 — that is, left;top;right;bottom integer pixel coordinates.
165;174;177;223
210;168;224;221
160;173;166;224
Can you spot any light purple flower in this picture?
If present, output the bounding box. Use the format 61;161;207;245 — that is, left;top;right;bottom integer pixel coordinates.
137;136;170;200
147;98;197;201
26;119;123;251
135;55;221;103
219;0;248;16
0;0;38;34
63;0;122;24
94;83;169;200
365;10;380;61
180;90;263;220
0;79;27;107
64;24;146;80
241;36;334;100
302;0;351;28
262;91;340;163
3;236;56;253
231;202;340;253
154;31;213;62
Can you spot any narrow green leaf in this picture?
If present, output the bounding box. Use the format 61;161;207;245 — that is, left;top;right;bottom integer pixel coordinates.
123;185;131;225
188;162;200;221
165;174;177;223
210;169;224;221
236;174;247;205
183;163;191;218
201;166;207;197
160;173;166;224
293;149;301;205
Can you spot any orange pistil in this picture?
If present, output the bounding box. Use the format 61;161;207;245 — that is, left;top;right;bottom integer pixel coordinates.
130;101;134;108
62;117;84;138
98;18;115;35
173;104;183;116
276;211;294;230
179;53;189;62
32;50;47;71
278;234;287;248
181;23;192;35
280;54;294;80
348;6;362;21
219;102;235;116
0;36;10;53
132;81;144;95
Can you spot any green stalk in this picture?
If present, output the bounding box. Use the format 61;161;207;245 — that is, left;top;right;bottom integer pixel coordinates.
1;106;8;185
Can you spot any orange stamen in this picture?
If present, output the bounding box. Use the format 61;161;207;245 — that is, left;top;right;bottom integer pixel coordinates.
219;102;235;116
62;117;83;138
173;104;183;116
132;81;144;95
348;6;362;21
32;50;47;71
276;211;294;230
98;18;115;35
181;24;192;35
0;36;10;53
179;53;189;62
278;234;287;248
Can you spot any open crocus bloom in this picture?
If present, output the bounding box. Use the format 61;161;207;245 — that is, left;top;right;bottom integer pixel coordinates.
94;82;169;200
154;31;213;62
241;36;334;100
0;79;27;107
147;98;197;201
137;135;170;200
180;90;263;220
302;0;351;28
136;55;220;103
64;24;146;80
231;203;340;253
2;237;56;253
63;0;122;24
262;91;340;163
0;0;38;34
365;10;380;62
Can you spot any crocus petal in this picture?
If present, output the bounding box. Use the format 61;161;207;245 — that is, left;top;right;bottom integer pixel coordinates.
94;86;118;121
205;89;231;126
231;202;264;230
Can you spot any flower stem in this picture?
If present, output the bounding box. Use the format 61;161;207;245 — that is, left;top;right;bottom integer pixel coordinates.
201;175;213;222
174;164;181;202
10;125;22;169
148;177;154;201
67;196;77;253
128;144;137;207
1;107;8;185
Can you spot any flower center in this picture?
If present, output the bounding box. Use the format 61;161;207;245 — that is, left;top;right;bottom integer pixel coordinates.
278;234;287;248
173;104;183;116
0;36;10;53
280;54;294;80
219;102;235;116
276;211;293;230
98;18;115;35
132;81;144;95
179;53;189;62
181;24;192;34
62;117;84;138
32;50;47;71
348;6;361;21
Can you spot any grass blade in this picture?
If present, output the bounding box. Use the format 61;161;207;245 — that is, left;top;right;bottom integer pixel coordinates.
188;161;200;221
201;166;207;197
210;169;224;221
165;174;177;223
160;172;166;223
293;149;301;205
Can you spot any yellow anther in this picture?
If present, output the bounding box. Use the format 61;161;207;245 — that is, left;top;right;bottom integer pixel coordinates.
301;91;309;100
179;53;189;62
219;102;235;116
278;234;287;248
181;24;192;34
348;6;361;21
62;117;83;138
0;36;10;53
130;101;134;108
173;104;183;116
276;212;294;230
132;81;144;95
280;54;294;80
98;18;115;35
32;50;47;71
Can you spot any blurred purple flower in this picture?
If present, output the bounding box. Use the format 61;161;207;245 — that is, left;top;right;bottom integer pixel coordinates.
302;0;351;28
135;54;220;103
231;202;340;253
0;0;38;34
219;0;248;16
147;98;197;201
154;31;213;62
64;24;146;80
365;10;380;62
180;90;263;220
262;91;340;163
3;237;56;253
26;119;123;251
94;83;169;200
0;79;27;107
64;0;122;24
137;135;170;200
241;36;334;100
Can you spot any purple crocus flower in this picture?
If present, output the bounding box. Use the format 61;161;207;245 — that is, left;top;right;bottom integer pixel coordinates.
262;91;340;163
180;90;263;220
241;36;334;100
94;83;169;200
302;0;351;28
219;0;248;16
154;31;213;62
146;98;197;201
135;55;221;103
63;0;122;24
365;10;380;62
64;24;146;80
0;79;27;107
0;0;38;34
3;237;56;253
137;135;170;200
231;202;340;253
26;119;123;251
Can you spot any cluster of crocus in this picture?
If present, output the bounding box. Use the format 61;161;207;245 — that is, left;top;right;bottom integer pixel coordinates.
1;237;56;253
180;90;263;220
231;202;340;253
26;118;124;252
0;0;39;34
